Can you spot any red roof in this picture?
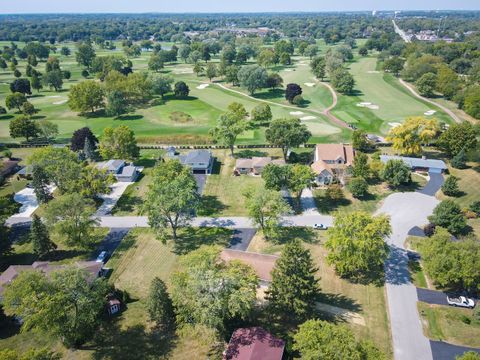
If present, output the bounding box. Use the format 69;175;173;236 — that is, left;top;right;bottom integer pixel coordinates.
224;327;285;360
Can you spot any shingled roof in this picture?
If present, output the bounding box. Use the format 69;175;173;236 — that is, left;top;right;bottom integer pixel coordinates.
224;327;285;360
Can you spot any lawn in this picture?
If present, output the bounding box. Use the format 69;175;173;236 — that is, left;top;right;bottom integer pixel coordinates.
331;57;454;135
246;230;392;357
418;302;480;348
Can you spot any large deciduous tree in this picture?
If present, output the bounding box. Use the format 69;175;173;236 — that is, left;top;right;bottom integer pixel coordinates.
6;92;27;112
325;212;391;279
331;68;355;94
9;116;39;141
237;64;268;95
251;103;272;125
428;200;467;236
70;127;98;152
386;116;439;155
265;118;311;161
75;42;96;68
266;239;320;321
99;125;139;160
437;122;477;157
171;246;258;332
381;159;411;187
68;80;105;114
10;78;32;95
285;83;302;103
145;160;200;241
210;104;248;156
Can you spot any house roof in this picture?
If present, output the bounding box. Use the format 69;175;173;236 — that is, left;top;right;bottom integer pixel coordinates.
103;159;125;172
224;327;285;360
220;249;278;282
251;157;272;168
311;160;333;175
0;160;19;177
235;158;253;169
0;261;103;297
235;157;286;170
183;150;212;164
380;155;447;170
315;144;355;165
119;165;137;177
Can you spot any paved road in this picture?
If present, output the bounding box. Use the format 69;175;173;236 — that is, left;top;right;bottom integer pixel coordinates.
430;341;480;360
377;187;441;360
416;288;449;306
228;228;257;251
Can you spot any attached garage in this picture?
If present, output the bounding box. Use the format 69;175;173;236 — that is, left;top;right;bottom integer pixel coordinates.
380;155;447;174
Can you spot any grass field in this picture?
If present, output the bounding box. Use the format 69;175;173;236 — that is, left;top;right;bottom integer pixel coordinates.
418;302;480;348
331;56;454;134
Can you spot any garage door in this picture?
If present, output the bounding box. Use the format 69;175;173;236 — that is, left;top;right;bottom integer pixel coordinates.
429;167;442;174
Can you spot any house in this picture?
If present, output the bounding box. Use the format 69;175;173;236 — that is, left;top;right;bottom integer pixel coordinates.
167;148;214;175
223;327;285;360
310;144;355;185
234;157;286;175
97;159;142;182
380;155;447;174
0;261;104;298
220;249;278;283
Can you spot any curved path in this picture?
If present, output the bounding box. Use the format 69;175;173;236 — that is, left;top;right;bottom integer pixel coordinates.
317;81;349;128
399;79;461;124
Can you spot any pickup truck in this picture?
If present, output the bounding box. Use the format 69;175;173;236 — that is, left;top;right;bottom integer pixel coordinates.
446;296;475;308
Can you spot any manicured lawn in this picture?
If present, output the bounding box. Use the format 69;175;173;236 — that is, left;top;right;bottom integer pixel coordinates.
418;302;480;348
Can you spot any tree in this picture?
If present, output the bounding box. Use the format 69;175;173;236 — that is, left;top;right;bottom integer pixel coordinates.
463;86;480;119
151;74;173;99
76;43;96;68
37;119;58;141
352;152;370;179
210;106;248;156
147;277;174;329
105;90;128;118
225;65;240;85
42;70;63;91
266;239;320;321
60;46;71;56
83;137;96;161
348;177;369;198
451;148;467;169
30;215;56;258
145;160;200;241
251;103;272;124
383;57;405;76
305;44;319;59
244;187;291;239
9;116;39;141
44;193;99;249
285;83;302;103
21;102;36;117
266;72;283;90
280;52;291;65
419;227;480;292
262;164;289;191
70;127;98;152
293;319;384;360
325;212;391;279
193;62;204;76
416;72;437;98
436;64;460;99
437;122;477;156
31;165;51;204
381;159;411;187
171;246;258;332
6;92;27;112
352;129;372;152
45;56;60;73
99;126;139;160
30;73;43;92
331;68;355;94
358;46;368;56
287;164;316;202
205;63;217;81
257;49;276;68
75;165;114;199
2;267;108;347
10;78;31;95
429;200;467;235
265;118;311;160
326;184;344;201
13;69;21;78
237;64;268;95
386;116;438;155
442;176;460;196
174;81;189;98
310;56;326;80
148;54;164;72
68;80;104;114
178;45;191;63
457;352;480;360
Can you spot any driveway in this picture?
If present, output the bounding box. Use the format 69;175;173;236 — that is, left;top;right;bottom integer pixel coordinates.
95;182;133;216
228;228;257;251
430;341;480;360
416;288;449;306
9;185;56;219
194;174;207;195
377;191;440;360
93;228;130;260
300;188;320;215
418;173;444;197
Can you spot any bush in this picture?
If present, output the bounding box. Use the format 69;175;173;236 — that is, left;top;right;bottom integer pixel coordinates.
347;177;368;198
423;223;436;237
325;184;344;200
442;176;460;196
292;95;304;106
469;201;480;215
451;148;467;169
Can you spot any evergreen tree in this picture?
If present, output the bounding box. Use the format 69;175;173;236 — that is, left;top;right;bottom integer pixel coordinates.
83;137;96;161
451;148;467;169
30;215;56;258
31;165;51;204
442;176;460;196
147;277;174;329
266;239;320;321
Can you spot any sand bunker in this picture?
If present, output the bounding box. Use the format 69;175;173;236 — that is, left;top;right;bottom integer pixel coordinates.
53;99;67;105
367;70;380;74
424;110;437;116
172;68;194;74
196;84;209;90
389;122;402;128
356;102;379;110
290;111;304;116
304;82;315;87
300;116;317;120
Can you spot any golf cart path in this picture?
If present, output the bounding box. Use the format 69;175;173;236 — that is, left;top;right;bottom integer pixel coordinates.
316;81;351;129
398;79;461;124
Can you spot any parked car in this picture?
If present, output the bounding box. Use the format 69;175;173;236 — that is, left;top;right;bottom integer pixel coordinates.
446;295;475;308
313;223;328;230
96;251;109;263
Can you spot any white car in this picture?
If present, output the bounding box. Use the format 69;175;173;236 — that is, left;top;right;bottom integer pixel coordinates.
96;251;108;263
446;296;475;308
313;223;328;230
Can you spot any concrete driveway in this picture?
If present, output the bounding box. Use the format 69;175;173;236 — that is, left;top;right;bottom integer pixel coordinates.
377;191;440;360
96;182;133;216
194;174;207;195
300;188;320;215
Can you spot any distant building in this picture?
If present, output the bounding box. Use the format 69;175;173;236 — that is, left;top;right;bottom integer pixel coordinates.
379;155;447;174
223;327;285;360
310;144;355;185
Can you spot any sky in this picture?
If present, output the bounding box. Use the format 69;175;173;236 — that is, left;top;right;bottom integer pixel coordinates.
0;0;478;14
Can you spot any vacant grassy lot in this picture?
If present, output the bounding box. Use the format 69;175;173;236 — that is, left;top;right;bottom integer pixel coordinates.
418;302;480;347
